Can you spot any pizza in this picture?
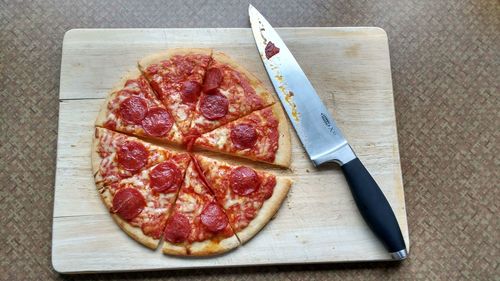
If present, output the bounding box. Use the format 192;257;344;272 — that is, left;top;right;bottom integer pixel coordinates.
92;48;292;256
162;161;239;256
186;51;275;137
192;155;291;244
194;104;291;167
139;49;211;135
140;50;276;145
92;128;191;248
92;127;183;187
95;70;183;145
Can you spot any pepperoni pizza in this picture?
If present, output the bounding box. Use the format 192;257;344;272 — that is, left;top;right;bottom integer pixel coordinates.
192;155;291;244
139;49;212;135
95;70;183;145
92;49;292;256
93;128;191;248
162;161;239;255
194;104;291;167
187;51;276;137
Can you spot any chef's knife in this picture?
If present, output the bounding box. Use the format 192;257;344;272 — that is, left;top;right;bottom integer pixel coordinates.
249;4;407;260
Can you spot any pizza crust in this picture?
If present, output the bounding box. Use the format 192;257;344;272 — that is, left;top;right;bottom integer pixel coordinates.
99;188;160;249
212;51;276;106
91;127;104;180
138;48;213;72
162;234;240;256
94;99;109;128
235;177;292;244
161;241;186;256
112;214;160;249
95;70;142;127
272;104;292;168
109;69;143;97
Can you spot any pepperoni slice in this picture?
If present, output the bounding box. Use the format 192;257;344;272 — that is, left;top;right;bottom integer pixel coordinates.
200;203;228;233
117;141;149;172
164;213;191;243
119;96;148;124
149;161;182;193
230;166;261;196
202;68;222;93
180;81;202;103
200;93;228;120
230;124;258;149
141;107;173;137
112;188;146;221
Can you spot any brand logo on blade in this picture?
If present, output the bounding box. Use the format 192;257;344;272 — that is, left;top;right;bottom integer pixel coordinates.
321;113;337;135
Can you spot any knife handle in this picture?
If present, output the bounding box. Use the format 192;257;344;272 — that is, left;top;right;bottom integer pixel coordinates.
341;157;408;260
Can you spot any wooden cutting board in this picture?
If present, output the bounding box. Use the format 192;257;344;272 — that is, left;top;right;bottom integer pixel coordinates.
52;28;409;273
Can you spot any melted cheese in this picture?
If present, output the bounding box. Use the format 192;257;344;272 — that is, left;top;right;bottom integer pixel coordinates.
184;171;192;186
159;192;175;207
193;182;205;194
214;128;229;147
178;194;197;213
192;116;206;126
121;176;145;188
176;109;187;121
224;197;241;209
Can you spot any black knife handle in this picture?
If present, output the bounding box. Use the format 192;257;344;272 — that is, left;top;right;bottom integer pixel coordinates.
341;157;407;260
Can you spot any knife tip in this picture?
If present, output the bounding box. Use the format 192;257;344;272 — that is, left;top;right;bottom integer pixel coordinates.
248;4;257;14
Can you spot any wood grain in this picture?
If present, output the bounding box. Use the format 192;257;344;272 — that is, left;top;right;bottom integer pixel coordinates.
52;28;408;273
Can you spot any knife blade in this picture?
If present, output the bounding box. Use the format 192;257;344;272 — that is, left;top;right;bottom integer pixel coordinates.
249;4;407;260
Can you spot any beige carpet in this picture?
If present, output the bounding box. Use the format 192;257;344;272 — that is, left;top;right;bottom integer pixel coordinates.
0;0;498;280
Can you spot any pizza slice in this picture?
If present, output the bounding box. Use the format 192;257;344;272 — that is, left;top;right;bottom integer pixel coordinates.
95;69;183;144
162;161;239;256
193;155;291;244
194;104;291;167
92;127;185;187
99;156;190;249
95;136;191;249
188;51;276;137
138;48;212;134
